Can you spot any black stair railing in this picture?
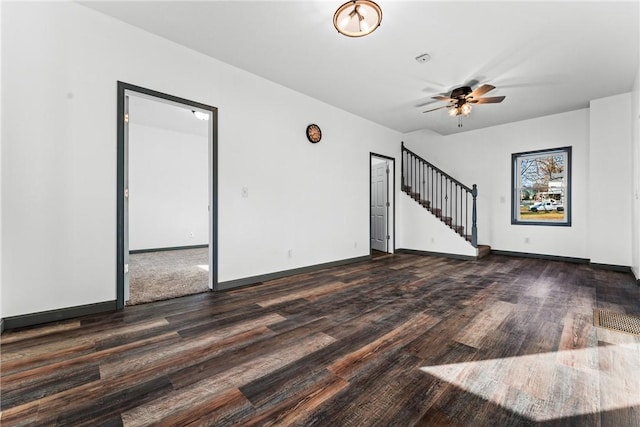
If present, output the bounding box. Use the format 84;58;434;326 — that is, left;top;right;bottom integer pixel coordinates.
401;142;478;247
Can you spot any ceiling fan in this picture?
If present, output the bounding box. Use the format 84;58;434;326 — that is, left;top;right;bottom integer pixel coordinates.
423;84;505;127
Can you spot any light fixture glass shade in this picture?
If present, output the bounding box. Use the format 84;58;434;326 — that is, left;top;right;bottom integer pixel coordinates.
460;103;472;116
448;107;459;116
333;0;382;37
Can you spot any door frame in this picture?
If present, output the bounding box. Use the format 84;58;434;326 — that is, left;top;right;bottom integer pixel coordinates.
116;81;218;309
370;153;395;254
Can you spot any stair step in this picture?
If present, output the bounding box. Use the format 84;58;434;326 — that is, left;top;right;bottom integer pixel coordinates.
403;176;474;247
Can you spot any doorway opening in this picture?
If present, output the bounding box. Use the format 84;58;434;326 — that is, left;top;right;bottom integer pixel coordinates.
370;153;395;255
117;82;218;309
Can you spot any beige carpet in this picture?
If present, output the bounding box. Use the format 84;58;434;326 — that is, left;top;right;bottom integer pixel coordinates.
127;247;209;305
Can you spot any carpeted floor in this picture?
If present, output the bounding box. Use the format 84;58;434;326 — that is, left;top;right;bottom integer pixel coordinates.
127;247;210;305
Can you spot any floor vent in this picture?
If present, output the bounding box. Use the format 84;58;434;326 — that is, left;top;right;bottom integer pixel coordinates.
593;309;640;336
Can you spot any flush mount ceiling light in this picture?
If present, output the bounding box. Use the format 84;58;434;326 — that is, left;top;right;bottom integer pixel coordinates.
333;0;382;38
192;110;210;121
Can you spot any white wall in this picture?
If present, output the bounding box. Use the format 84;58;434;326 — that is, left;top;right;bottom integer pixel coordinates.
1;2;400;318
400;197;477;257
588;93;633;266
402;110;591;259
128;123;208;250
0;0;3;322
632;65;640;280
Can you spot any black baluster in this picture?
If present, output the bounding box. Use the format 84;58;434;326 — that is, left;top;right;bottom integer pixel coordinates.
472;184;478;247
428;166;431;209
401;146;405;191
466;191;469;242
440;174;443;218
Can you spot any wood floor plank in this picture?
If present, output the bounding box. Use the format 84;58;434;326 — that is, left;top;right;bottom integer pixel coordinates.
240;374;349;427
256;279;351;307
121;333;336;426
0;363;101;410
1;340;96;375
167;318;333;390
1;332;180;385
54;375;174;427
0;320;81;345
328;312;436;379
1;318;170;373
147;388;254;427
556;311;599;371
454;300;517;349
99;320;278;379
314;351;423;426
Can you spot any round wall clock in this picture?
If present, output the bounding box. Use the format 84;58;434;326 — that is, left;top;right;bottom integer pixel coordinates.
306;124;322;143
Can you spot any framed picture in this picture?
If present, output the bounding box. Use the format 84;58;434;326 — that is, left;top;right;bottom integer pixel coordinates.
511;146;571;226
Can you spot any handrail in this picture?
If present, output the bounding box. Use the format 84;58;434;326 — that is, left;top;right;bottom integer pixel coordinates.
401;143;472;192
401;142;478;248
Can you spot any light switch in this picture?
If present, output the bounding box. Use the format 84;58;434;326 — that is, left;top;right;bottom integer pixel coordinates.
241;186;249;198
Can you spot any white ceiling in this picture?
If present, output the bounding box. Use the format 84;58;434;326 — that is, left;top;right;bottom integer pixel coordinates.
81;1;639;136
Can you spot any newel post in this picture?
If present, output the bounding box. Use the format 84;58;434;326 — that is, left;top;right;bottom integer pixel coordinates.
471;184;478;247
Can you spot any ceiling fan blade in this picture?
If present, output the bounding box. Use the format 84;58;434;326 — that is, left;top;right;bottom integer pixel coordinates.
422;105;449;113
468;84;495;99
432;95;453;101
469;96;505;104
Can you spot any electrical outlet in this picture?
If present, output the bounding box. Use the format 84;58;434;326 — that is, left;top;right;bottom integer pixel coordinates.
525;237;530;244
241;187;249;198
189;232;194;238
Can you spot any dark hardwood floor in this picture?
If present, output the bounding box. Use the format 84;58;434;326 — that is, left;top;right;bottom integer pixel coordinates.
1;253;639;426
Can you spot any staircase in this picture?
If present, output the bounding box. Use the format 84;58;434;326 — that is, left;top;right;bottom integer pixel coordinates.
401;142;490;258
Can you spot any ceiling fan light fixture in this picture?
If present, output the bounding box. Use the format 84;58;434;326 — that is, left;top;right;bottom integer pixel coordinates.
423;84;505;127
334;0;382;38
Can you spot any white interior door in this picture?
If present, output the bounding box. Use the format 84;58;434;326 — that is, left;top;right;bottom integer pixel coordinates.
371;160;388;252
